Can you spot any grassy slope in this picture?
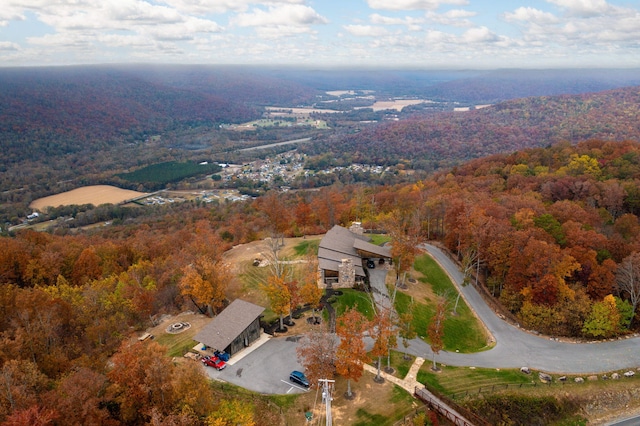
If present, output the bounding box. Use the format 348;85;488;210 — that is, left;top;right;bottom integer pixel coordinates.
394;253;489;353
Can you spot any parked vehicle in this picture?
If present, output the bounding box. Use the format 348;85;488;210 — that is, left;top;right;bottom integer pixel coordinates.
366;259;375;269
214;350;230;362
201;355;227;370
289;370;309;388
211;357;226;370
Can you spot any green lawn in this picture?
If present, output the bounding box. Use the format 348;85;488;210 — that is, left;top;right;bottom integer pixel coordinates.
417;365;533;397
394;254;489;353
154;330;199;357
352;385;418;426
368;234;391;246
293;239;320;256
331;288;376;320
383;350;416;379
413;253;456;295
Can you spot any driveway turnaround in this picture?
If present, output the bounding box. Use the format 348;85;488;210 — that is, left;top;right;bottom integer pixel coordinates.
406;244;640;375
203;336;309;395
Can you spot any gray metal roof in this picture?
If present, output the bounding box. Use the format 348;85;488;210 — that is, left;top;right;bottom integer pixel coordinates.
353;238;391;258
317;225;389;275
193;299;265;350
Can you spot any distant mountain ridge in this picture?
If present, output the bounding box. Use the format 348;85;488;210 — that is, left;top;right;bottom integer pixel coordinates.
421;68;640;103
0;66;268;165
307;85;640;169
2;65;640;170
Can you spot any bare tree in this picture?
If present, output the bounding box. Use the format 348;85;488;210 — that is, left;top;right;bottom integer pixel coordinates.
454;246;477;315
617;252;640;324
263;237;292;280
428;297;447;371
296;329;338;387
398;305;417;360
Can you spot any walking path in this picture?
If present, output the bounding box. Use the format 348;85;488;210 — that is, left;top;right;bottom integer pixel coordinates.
363;357;478;426
362;356;425;393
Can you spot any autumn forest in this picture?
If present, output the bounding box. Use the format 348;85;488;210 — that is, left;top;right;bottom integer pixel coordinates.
3;66;640;424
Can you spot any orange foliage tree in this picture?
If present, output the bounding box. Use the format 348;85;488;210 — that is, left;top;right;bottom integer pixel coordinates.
335;306;369;398
179;255;230;316
369;307;397;381
261;275;291;331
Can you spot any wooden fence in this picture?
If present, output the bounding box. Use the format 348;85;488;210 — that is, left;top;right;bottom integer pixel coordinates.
414;386;491;426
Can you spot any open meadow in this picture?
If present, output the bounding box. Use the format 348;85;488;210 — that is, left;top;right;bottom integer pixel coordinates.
29;185;147;210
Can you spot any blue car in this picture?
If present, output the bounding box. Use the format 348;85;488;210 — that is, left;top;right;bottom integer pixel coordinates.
289;370;310;388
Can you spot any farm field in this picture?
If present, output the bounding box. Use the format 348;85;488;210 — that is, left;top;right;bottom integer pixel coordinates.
29;185;148;210
358;99;431;111
229;118;328;131
264;106;341;114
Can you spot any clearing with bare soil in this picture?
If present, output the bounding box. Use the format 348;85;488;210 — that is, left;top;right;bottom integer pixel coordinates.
30;185;147;210
222;236;323;307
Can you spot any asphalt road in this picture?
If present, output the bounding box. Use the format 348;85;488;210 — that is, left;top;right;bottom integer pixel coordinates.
410;244;640;375
206;242;640;397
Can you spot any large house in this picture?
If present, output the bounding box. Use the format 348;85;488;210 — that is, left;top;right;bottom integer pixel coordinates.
193;299;265;358
317;224;391;288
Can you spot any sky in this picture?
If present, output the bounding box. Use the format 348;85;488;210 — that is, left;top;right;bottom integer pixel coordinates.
1;0;639;69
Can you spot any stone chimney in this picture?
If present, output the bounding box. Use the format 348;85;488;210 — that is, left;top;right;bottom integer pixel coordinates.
338;258;355;288
349;221;364;235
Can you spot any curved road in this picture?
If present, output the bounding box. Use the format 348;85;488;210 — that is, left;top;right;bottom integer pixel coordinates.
402;244;640;374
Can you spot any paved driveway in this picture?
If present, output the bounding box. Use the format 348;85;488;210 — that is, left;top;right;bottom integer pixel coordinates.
205;242;640;395
412;244;640;374
203;336;310;394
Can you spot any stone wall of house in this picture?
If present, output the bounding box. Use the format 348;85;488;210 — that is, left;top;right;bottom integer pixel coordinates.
338;258;355;288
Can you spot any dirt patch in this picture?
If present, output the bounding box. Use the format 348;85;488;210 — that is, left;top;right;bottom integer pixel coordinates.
222;235;323;266
30;185;147;210
148;312;210;336
387;267;437;303
222;235;323;304
283;373;419;425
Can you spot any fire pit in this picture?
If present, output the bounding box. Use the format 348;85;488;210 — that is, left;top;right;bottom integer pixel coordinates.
166;322;191;334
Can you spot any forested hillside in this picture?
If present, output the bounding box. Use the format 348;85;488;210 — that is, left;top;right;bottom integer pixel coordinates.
3;140;640;423
304;86;640;170
421;68;640;103
121;65;320;107
0;66;265;166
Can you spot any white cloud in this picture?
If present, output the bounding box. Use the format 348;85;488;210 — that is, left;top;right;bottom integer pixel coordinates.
9;0;223;48
460;26;499;43
254;25;317;39
503;2;640;49
232;4;328;27
369;13;425;27
98;33;156;49
141;17;223;41
425;9;476;27
0;7;25;27
38;2;187;31
503;7;559;25
367;0;468;11
26;32;92;48
343;24;390;37
160;0;305;15
0;41;21;50
545;0;612;17
1;0;639;68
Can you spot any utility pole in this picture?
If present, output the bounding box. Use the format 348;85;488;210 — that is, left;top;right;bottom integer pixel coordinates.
318;378;335;426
